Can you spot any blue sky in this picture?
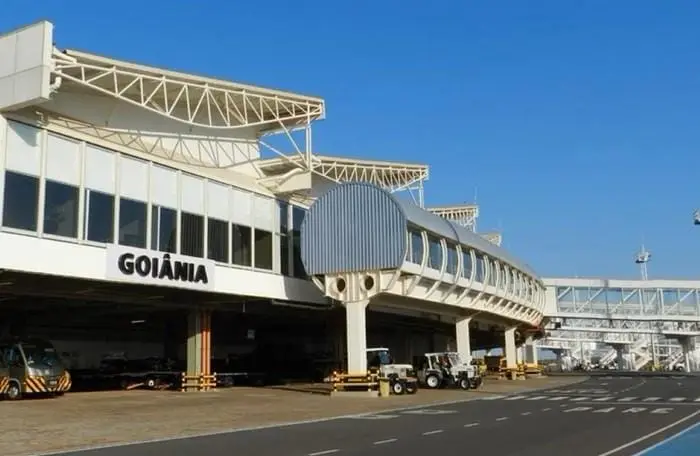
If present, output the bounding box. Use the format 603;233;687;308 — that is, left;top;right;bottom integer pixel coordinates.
3;0;700;279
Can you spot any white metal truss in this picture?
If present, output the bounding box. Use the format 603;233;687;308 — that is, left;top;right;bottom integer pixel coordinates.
480;232;503;246
427;205;479;232
43;48;325;172
51;49;324;130
255;154;429;205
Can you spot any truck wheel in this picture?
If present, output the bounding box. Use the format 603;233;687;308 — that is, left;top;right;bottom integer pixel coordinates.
459;378;470;390
425;374;440;389
6;382;21;400
146;378;157;389
391;380;405;395
405;382;418;395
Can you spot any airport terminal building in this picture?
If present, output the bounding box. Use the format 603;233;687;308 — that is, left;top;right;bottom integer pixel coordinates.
0;21;546;389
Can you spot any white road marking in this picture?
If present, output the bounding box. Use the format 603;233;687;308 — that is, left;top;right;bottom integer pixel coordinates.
597;409;700;456
564;407;593;413
422;430;444;436
542;408;552;411
621;407;647;414
308;450;339;456
347;414;399;420
496;417;509;421
594;396;615;401
548;396;569;401
618;397;637;402
594;407;616;413
521;412;532;416
464;423;480;428
402;409;456;415
601;383;608;386
651;408;673;414
570;397;590;402
526;396;547;401
643;397;661;402
481;395;506;400
695;397;700;402
504;395;527;401
669;397;686;402
373;439;397;445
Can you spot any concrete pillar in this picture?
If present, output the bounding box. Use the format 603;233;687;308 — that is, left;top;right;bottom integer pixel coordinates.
186;309;212;378
615;346;626;371
455;316;472;363
504;327;517;369
525;336;538;364
345;300;369;375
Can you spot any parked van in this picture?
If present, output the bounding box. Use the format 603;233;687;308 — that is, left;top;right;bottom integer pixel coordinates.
0;338;71;400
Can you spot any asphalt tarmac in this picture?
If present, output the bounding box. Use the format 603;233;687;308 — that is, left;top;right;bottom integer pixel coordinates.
50;375;700;456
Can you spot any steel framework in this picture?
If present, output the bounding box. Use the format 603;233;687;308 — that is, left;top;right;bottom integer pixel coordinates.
427;205;479;232
480;232;503;246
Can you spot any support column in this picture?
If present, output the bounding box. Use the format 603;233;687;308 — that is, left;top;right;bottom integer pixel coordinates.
524;336;538;364
345;300;369;375
455;316;472;363
186;309;212;388
680;337;696;372
504;327;517;369
614;345;626;371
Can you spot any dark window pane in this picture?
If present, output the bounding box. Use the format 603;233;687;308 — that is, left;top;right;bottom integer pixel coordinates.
232;224;251;266
118;198;147;248
446;245;458;275
475;254;485;283
2;171;39;231
428;236;442;269
181;212;204;258
292;206;306;231
462;250;472;278
410;231;423;264
280;234;290;275
292;231;306;279
254;229;273;270
151;206;177;253
207;218;228;262
85;190;114;243
43;180;79;238
278;201;289;233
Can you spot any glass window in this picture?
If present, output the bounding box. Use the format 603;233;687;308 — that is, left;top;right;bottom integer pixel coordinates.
462;250;472;279
428;236;442;269
474;253;485;283
232;223;252;266
446;245;458;275
151;206;177;253
291;206;307;278
254;229;273;270
43;181;79;238
2;171;39;231
279;201;289;233
487;258;496;286
280;233;290;275
207;218;228;262
181;212;204;258
84;189;114;243
118;198;147;248
410;231;423;264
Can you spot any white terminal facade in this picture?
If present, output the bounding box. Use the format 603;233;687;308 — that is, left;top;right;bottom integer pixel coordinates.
3;21;690;382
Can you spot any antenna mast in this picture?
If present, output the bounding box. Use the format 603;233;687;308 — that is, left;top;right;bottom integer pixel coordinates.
635;244;651;281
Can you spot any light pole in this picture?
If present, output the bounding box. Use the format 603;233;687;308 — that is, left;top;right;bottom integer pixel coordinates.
635;245;656;368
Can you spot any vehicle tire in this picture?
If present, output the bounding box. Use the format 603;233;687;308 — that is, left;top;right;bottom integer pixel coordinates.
6;382;21;401
146;377;157;389
425;374;440;389
459;377;470;390
391;380;405;395
405;382;418;395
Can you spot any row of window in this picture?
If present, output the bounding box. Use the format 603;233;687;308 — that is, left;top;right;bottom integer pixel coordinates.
1;170;307;277
557;287;700;306
408;229;540;302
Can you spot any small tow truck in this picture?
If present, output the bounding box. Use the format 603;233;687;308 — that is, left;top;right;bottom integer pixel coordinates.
415;352;482;390
366;347;418;395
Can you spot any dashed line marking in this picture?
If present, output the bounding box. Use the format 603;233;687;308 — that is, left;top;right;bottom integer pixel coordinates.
373;438;397;445
669;397;686;402
496;417;509;421
464;423;480;428
521;412;532;416
422;430;444;436
308;450;339;456
542;408;552;411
